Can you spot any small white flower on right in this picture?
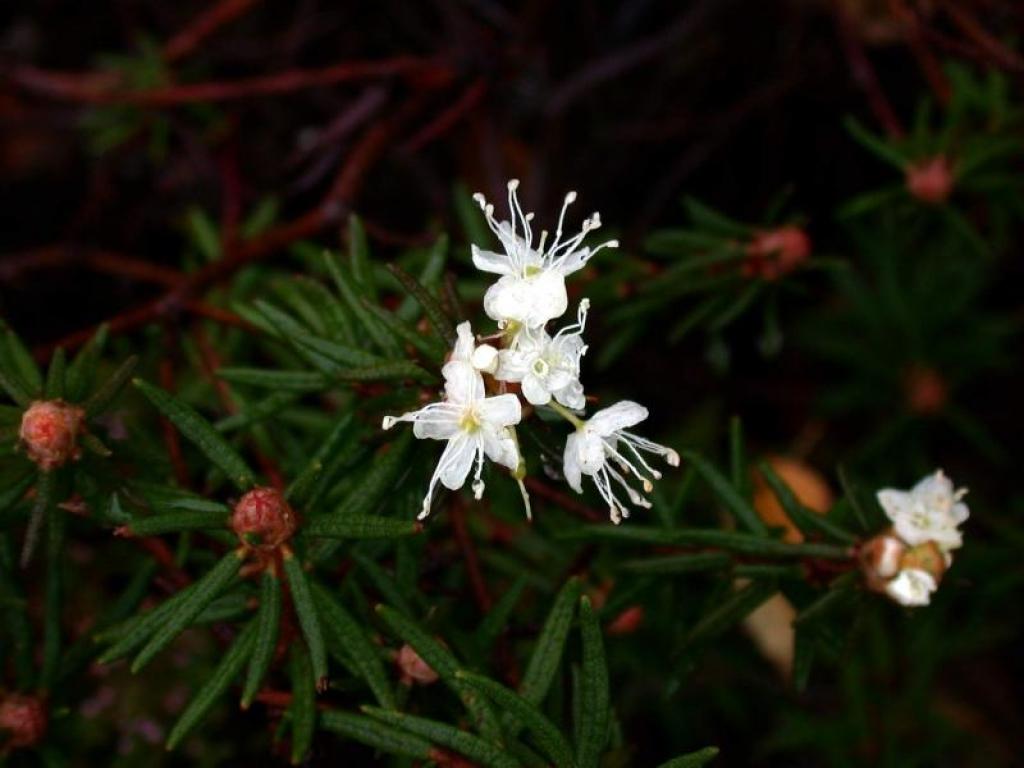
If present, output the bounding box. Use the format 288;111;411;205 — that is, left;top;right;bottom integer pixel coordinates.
877;469;968;558
562;401;679;524
884;568;938;607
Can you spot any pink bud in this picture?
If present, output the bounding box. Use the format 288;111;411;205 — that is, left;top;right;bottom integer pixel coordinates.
606;605;645;636
744;226;811;280
231;487;296;549
859;532;906;592
905;156;954;204
19;400;85;470
902;365;948;415
0;693;47;749
396;644;439;686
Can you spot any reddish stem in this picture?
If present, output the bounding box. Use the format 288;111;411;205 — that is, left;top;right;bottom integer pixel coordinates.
450;498;492;612
834;2;905;137
524;477;604;522
163;0;261;64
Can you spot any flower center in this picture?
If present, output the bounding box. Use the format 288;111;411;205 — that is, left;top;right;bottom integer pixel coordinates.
459;409;482;433
523;264;543;278
532;358;550;378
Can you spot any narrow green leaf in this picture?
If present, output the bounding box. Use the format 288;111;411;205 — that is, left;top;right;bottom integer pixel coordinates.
682;580;777;649
288;644;316;764
122;510;230;537
655;746;720;767
65;324;108;401
44;348;66;399
793;573;858;626
520;577;581;705
457;671;575;768
683;451;767;535
561;525;850;560
319;711;431;760
843;116;907;169
728;416;746;498
576;596;609;768
792;629;814;692
242;570;282;709
131;550;244;672
618;552;732;574
363;707;520;768
476;576;528;652
185;207;222;261
375;604;500;739
82;355;138;416
305;515;422;540
0;471;34;516
325;253;399;354
386;263;456;346
219;368;325;391
312;583;395;709
41;506;66;688
396;234;448;322
0;367;31;406
286;413;355;505
360;299;447;360
348;215;377;301
3;329;43;396
98;581;201;664
20;470;54;567
283;551;328;691
133;379;256;490
758;461;856;544
166;620;258;750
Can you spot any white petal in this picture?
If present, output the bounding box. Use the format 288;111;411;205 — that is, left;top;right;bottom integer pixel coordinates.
563;432;585;493
552;246;591;277
587;401;649;436
411;409;461;441
442;361;484;404
884;568;937;607
574;430;608;476
524;269;569;326
451;321;475;363
471;344;499;373
911;470;954;505
471;245;515;276
553;380;586;410
438;434;478;490
495;348;528;382
482;428;519;470
483;275;528;325
521;374;552;406
876;489;913;526
474;393;522;428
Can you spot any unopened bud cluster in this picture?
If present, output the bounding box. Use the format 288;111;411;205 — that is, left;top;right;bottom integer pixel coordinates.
383;180;679;523
19;400;85;470
231;487;296;550
861;470;968;606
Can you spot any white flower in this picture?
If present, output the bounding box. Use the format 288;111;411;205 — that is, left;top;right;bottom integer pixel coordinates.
471;180;618;328
383;322;522;519
496;299;590;409
877;470;968;556
562;401;679;524
884;568;938;607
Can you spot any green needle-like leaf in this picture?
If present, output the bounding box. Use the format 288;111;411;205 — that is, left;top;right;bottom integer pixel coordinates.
288;644;316;764
319;711;432;760
757;461;856;544
133;379;256;490
166;620;258;750
44;348;66;399
655;746;721;767
304;515;422;540
82;355;138;417
363;707;520;768
576;596;609;768
283;550;328;691
386;262;456;346
683;451;767;535
2;328;43;396
65;324;108;401
122;510;230;537
520;577;580;705
681;580;777;650
131;549;244;672
242;569;282;709
457;671;576;768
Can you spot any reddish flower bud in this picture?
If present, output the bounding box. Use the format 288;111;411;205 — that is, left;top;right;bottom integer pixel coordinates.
396;644;438;686
231;487;296;549
0;693;47;749
905;156;953;204
859;532;906;592
19;400;85;470
900;540;947;583
606;605;645;636
743;226;811;280
902;365;948;415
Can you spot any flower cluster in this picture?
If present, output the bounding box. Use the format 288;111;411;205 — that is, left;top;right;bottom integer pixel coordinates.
861;470;969;606
384;180;678;523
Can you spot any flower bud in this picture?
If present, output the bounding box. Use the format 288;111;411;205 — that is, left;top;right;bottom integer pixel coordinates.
396;644;438;686
0;693;47;749
899;540;947;583
19;400;85;470
902;364;947;415
231;487;296;549
859;532;906;592
606;605;645;636
905;156;953;204
743;226;811;280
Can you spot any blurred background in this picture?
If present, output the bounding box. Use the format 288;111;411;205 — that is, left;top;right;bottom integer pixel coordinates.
2;1;1023;765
